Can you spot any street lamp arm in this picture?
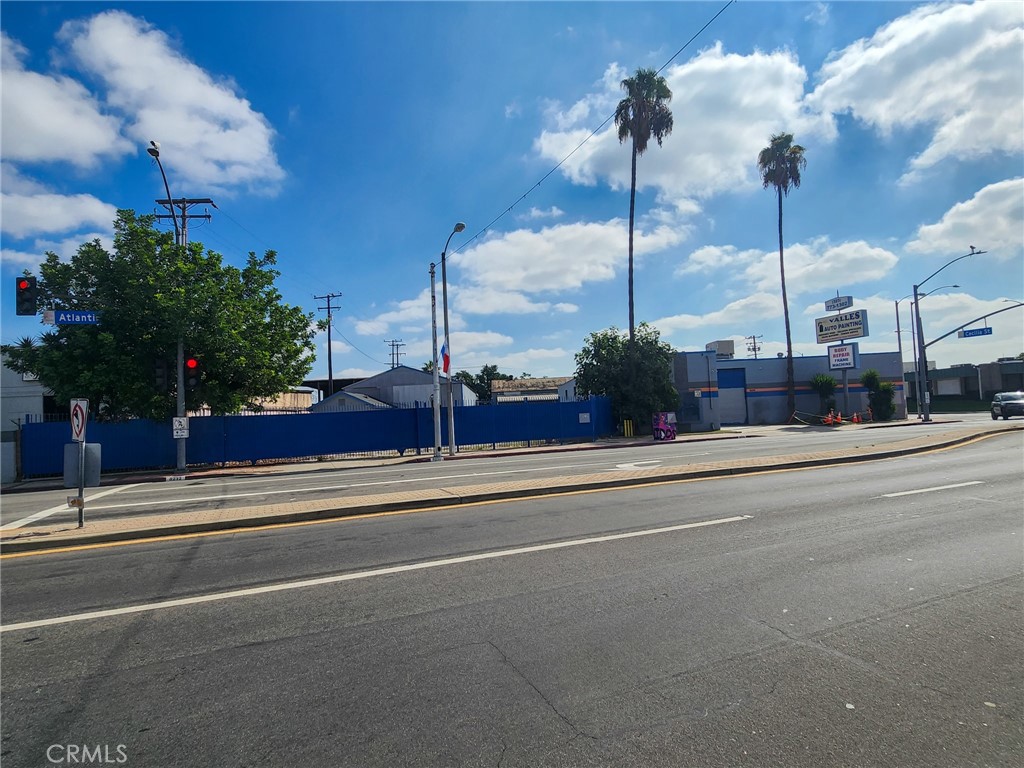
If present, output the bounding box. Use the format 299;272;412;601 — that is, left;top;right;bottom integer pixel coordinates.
918;250;984;290
924;302;1024;349
149;152;180;242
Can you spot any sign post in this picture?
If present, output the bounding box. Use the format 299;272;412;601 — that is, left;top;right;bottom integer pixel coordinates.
70;398;88;527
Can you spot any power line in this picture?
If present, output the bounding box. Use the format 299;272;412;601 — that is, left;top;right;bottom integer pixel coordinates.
452;0;737;254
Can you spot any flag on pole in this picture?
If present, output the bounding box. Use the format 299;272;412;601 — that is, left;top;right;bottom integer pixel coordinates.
440;340;450;374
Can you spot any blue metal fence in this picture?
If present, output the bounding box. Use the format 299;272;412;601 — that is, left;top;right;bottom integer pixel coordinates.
19;397;613;477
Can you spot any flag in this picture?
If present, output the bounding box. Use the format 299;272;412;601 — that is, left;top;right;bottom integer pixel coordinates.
440;340;450;374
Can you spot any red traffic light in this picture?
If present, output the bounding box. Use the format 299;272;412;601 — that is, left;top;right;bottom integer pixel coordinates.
185;357;199;370
17;278;29;290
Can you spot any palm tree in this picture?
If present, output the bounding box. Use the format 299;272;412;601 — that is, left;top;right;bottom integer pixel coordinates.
614;68;673;344
758;133;806;415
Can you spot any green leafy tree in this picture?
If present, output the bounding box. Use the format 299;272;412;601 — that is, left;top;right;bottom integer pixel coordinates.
1;210;315;420
859;368;896;421
575;322;677;431
614;68;674;344
453;364;513;404
758;132;807;416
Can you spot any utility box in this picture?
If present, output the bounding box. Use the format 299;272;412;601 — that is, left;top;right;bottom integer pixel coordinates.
63;443;101;488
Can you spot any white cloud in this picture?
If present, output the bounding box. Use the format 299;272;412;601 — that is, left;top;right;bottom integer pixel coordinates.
677;238;898;297
0;31;132;167
906;178;1024;260
0;193;117;239
808;1;1024;183
338;368;379;379
58;10;284;194
805;3;830;26
518;206;565;221
534;45;836;206
489;347;574;377
453;218;686;294
743;239;898;296
654;292;782;333
353;290;432;336
504;101;522;119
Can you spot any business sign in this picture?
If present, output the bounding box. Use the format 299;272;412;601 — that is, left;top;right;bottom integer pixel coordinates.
824;295;853;312
958;327;993;338
70;399;88;442
828;343;860;371
54;310;101;325
815;309;869;344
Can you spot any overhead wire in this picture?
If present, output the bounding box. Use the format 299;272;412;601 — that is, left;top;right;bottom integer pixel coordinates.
451;0;736;255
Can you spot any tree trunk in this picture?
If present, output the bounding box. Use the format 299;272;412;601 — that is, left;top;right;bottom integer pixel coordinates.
778;187;795;415
628;139;638;344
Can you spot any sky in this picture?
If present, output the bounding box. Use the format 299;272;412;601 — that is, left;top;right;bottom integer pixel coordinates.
2;0;1022;383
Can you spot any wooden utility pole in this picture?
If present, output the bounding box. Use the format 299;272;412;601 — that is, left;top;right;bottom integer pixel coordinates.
315;292;343;396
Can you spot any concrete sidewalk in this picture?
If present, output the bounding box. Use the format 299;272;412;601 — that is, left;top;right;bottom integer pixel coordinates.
2;420;1020;554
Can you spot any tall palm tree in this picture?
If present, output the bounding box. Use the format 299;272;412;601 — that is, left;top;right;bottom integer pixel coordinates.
758;132;806;416
615;68;673;344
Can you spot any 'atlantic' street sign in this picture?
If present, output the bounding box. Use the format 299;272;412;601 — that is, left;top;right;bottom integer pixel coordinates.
54;310;101;325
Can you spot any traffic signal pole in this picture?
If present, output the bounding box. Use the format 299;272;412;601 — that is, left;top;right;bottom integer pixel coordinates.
154;198;212;473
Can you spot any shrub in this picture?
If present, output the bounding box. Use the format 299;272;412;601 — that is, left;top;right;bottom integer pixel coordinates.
860;369;895;420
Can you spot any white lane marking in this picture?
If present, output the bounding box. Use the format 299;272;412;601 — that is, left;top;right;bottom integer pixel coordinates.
611;461;663;471
0;514;753;632
880;481;984;498
114;451;716;493
75;455;712;512
0;485;136;530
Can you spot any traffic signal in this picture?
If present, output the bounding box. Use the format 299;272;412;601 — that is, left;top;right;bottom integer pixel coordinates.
15;276;37;316
154;358;169;391
184;355;202;391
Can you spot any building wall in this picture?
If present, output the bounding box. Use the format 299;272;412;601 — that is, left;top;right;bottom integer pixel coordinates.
675;351;904;425
1;358;48;483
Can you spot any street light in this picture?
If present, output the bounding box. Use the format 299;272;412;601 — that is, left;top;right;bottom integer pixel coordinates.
147;141;187;472
913;247;984;422
429;263;443;461
899;285;958;418
440;222;466;456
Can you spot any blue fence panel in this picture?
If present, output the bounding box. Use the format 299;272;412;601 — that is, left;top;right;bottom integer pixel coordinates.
17;397;613;477
21;419;175;476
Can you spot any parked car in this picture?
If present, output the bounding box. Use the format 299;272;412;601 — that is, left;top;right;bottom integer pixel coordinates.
990;391;1024;420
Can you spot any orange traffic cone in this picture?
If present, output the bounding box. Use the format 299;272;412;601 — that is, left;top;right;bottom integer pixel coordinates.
852;411;861;424
823;410;834;425
836;411;843;425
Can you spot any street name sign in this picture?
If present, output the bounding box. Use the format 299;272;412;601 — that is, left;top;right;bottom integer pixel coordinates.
824;295;853;312
958;327;993;338
815;309;869;344
54;310;101;325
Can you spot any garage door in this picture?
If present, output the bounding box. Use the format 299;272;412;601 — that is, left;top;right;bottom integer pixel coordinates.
718;367;748;425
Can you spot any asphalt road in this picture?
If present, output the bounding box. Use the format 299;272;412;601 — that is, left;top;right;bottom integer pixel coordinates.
0;413;1011;528
1;434;1021;767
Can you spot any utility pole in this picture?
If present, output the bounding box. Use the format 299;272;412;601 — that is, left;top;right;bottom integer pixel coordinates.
154;196;213;473
386;339;405;369
745;334;763;359
315;292;343;397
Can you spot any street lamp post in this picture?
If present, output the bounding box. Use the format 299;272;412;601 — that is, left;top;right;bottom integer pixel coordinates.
440;222;466;456
429;263;443;461
146;141;187;472
899;284;958;419
913;247;983;422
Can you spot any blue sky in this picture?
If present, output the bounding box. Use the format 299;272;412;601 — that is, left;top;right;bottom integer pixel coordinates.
2;1;1022;382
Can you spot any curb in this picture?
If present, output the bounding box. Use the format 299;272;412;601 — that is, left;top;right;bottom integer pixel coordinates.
3;425;1018;555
